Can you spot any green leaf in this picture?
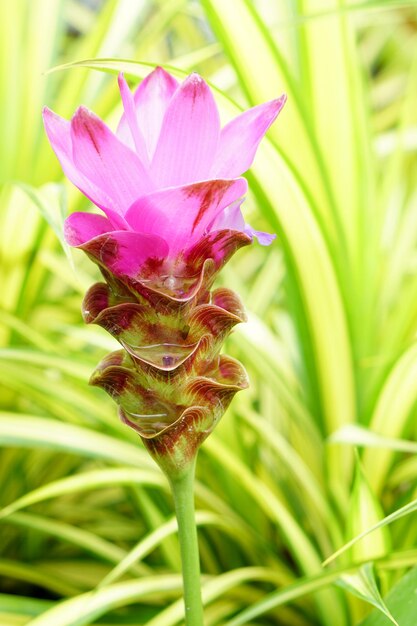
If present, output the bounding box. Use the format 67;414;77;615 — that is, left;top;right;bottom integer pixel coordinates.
226;552;417;626
330;424;417;454
363;342;417;493
0;414;153;468
323;497;417;567
3;512;149;576
337;563;398;626
359;566;417;626
0;594;52;617
0;559;78;596
17;183;71;264
97;510;254;588
204;436;348;626
0;468;166;520
145;566;291;626
345;455;390;563
25;576;182;626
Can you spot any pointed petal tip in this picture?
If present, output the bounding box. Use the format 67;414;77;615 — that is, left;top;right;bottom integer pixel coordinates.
188;71;203;80
118;72;133;96
267;94;287;118
42;106;56;131
42;106;63;125
275;93;287;111
42;107;70;145
71;106;106;139
254;94;287;124
71;105;98;126
72;104;90;119
154;65;169;75
183;72;208;89
244;224;276;246
147;65;177;84
117;73;132;104
252;230;277;246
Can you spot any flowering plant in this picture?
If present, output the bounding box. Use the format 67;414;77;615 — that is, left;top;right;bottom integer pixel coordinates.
43;67;285;624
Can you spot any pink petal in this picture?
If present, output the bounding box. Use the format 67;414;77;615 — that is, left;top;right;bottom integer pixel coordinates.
132;66;179;160
150;74;221;187
209;200;246;232
125;178;247;255
246;227;276;246
64;212;114;246
79;231;169;278
210;202;276;245
116;74;149;164
211;95;287;178
43;107;127;229
71;107;154;215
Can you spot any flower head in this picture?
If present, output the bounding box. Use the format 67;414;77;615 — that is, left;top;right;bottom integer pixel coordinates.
43;67;285;475
43;67;285;297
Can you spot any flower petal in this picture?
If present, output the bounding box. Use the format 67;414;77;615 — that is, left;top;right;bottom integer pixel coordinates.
131;66;179;160
209;200;246;232
246;226;276;246
211;95;287;178
150;74;221;187
79;230;169;279
71;106;154;215
64;212;114;246
43;107;127;229
210;204;276;245
125;178;247;255
116;73;149;164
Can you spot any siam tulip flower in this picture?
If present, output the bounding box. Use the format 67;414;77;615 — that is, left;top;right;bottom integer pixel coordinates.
43;66;286;467
43;66;285;625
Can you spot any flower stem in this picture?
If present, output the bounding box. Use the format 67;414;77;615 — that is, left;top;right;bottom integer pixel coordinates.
169;459;204;625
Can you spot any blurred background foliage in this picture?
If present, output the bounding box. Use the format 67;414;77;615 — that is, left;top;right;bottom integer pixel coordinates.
1;0;417;624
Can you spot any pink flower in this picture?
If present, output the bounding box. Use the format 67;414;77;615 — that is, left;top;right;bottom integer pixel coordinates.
43;68;285;294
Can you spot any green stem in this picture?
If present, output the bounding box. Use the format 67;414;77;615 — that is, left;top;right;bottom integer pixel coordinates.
170;459;204;626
